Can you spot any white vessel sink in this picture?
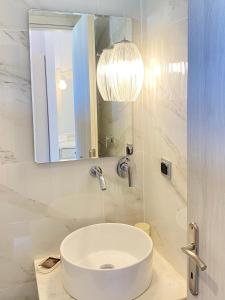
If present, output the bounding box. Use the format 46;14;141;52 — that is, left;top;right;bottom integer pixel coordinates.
60;223;153;300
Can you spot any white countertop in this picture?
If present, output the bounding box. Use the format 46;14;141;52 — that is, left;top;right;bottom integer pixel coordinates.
34;251;186;300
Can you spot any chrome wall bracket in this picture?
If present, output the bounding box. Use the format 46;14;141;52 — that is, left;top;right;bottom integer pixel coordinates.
181;223;207;296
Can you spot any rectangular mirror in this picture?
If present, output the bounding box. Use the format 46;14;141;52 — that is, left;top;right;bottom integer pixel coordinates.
29;10;134;163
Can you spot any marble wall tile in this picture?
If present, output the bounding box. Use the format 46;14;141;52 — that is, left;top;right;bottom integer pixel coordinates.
0;0;141;30
101;156;143;224
0;0;143;299
144;0;187;26
0;29;33;164
142;0;187;277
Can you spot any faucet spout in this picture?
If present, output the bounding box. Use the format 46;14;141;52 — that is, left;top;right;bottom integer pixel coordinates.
90;166;107;191
98;174;106;191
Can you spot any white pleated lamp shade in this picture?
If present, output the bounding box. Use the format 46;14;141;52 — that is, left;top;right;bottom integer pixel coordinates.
109;41;144;102
97;49;115;101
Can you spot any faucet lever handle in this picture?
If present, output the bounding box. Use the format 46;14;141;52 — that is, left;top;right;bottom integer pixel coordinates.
127;165;133;187
117;157;133;187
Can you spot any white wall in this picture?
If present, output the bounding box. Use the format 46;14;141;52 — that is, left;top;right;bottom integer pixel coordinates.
0;1;143;299
142;0;187;277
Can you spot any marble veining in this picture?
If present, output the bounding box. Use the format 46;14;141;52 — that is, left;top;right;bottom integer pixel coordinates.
0;0;188;298
142;0;187;277
0;1;144;299
0;148;17;164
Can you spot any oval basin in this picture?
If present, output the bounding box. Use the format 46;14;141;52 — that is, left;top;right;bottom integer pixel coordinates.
60;223;153;300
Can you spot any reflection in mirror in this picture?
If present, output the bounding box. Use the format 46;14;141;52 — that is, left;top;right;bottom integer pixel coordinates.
29;10;135;163
95;15;133;158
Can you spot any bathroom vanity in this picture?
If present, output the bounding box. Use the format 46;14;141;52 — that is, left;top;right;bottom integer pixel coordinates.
34;251;186;300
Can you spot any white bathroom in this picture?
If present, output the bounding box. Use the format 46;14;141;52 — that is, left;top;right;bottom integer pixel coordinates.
0;0;224;299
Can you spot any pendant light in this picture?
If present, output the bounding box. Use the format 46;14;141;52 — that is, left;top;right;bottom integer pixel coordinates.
109;41;144;102
97;49;115;101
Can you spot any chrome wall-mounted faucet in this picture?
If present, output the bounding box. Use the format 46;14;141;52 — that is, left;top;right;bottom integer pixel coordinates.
90;166;107;191
117;156;133;187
